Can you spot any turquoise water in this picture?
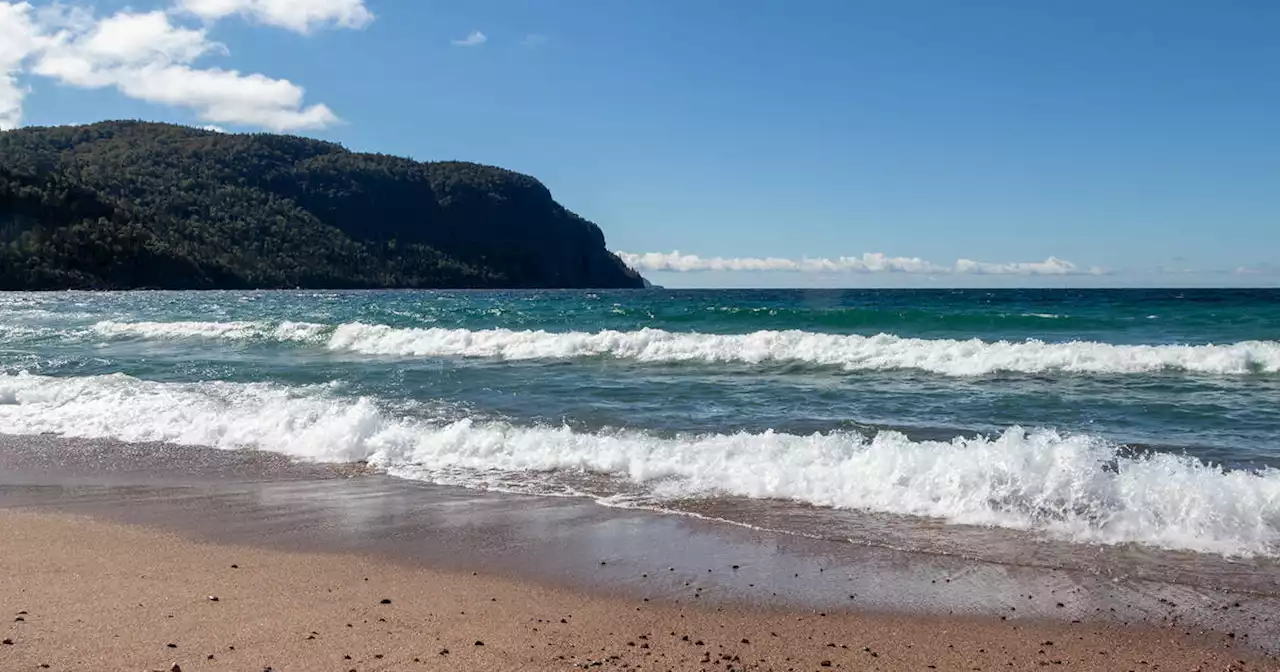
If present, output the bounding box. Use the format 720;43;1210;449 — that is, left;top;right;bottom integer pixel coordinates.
2;289;1279;559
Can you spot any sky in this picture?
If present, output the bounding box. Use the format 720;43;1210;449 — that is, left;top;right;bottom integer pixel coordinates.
1;0;1278;288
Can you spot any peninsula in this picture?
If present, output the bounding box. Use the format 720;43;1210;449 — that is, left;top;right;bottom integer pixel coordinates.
0;121;645;290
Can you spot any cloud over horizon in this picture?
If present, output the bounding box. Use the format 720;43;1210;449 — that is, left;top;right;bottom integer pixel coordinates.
617;251;1103;276
0;0;373;131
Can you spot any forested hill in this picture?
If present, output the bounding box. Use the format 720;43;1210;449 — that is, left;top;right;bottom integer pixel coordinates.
0;121;646;290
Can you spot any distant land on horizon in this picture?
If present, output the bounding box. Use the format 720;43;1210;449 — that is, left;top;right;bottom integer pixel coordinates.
0;121;646;291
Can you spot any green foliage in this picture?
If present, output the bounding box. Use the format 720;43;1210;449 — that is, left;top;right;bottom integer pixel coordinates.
0;121;644;290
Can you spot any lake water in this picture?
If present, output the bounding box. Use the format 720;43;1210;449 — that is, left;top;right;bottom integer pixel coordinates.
2;288;1278;580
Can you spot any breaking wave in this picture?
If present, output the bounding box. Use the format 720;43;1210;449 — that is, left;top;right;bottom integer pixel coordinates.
91;320;327;342
2;319;1264;375
2;372;1277;557
8;320;1264;376
325;323;1280;376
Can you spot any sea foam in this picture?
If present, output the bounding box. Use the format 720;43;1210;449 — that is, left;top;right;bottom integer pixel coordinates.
2;372;1277;557
91;320;327;342
325;323;1280;376
72;319;1280;376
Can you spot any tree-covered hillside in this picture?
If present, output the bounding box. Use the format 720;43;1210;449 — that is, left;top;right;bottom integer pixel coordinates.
0;121;646;290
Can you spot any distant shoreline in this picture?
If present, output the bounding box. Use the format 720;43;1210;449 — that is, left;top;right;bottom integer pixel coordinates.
2;121;645;292
5;285;1280;293
0;286;659;293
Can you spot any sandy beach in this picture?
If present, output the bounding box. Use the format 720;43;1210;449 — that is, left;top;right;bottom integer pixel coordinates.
0;435;1274;670
0;508;1272;672
0;437;1276;671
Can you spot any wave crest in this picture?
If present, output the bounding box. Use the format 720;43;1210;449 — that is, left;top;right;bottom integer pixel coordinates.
91;320;327;342
1;372;1277;557
25;319;1277;375
327;323;1280;376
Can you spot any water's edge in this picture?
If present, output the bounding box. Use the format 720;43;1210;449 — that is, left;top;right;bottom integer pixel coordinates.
2;434;1277;655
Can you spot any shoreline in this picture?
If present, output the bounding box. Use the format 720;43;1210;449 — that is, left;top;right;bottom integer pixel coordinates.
2;508;1273;672
2;435;1279;671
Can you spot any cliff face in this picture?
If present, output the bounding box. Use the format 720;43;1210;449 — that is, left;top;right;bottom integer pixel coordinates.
0;121;645;290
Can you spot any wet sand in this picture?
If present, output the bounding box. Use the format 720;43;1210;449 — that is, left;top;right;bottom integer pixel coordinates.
1;435;1278;670
4;510;1275;672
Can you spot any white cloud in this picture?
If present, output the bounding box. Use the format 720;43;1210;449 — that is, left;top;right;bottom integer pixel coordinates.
0;3;341;131
952;256;1084;275
0;72;24;129
451;30;486;47
520;33;547;47
617;251;945;273
618;250;1104;276
1235;263;1278;276
31;3;94;32
201;124;227;132
110;63;338;130
33;10;223;88
0;1;47;129
175;0;373;34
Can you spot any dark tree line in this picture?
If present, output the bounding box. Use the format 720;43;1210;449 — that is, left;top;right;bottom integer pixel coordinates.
0;121;645;290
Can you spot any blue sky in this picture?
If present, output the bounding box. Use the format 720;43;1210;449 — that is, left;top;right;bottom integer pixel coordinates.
3;0;1278;287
